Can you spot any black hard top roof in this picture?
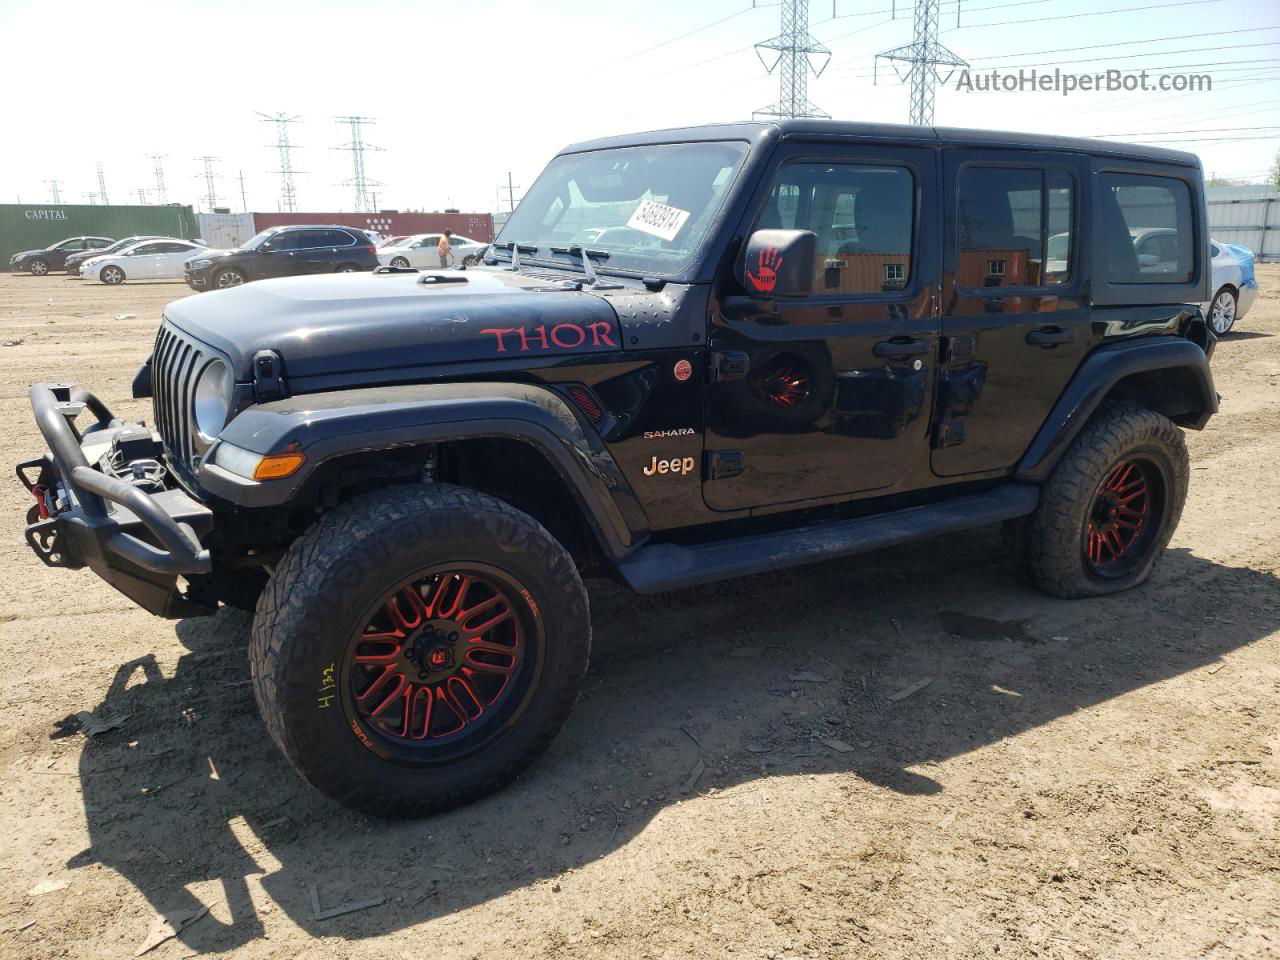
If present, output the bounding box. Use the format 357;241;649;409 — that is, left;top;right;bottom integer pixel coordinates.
563;119;1200;167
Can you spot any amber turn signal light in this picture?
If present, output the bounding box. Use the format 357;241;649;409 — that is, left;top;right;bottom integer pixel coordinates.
252;452;306;480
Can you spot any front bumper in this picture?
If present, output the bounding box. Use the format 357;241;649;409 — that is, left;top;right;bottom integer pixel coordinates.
184;268;211;289
19;383;216;618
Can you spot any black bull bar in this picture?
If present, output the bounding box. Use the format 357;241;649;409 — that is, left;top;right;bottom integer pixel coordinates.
17;383;215;618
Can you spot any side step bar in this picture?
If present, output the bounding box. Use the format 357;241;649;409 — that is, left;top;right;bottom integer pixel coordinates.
616;483;1040;594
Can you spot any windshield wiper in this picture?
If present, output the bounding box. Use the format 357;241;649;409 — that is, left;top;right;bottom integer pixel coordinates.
549;245;611;285
493;241;537;272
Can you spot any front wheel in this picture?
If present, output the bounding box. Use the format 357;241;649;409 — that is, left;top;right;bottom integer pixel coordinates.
100;265;126;285
250;484;591;817
1011;404;1189;598
214;268;245;289
29;258;49;276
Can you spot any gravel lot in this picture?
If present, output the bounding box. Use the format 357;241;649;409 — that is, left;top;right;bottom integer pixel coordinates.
0;269;1276;959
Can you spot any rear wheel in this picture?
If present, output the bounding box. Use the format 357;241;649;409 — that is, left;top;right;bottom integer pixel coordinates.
337;262;360;273
1209;286;1237;335
250;484;591;817
100;265;126;285
29;258;49;276
1012;404;1188;598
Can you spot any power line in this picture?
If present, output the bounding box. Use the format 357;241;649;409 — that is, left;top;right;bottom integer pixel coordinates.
45;180;62;205
334;116;384;213
876;0;968;125
968;24;1279;62
257;112;304;213
618;4;763;63
1091;125;1280;137
949;0;1224;30
754;0;832;119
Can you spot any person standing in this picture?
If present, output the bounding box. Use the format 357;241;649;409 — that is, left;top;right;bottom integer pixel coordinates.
436;229;453;269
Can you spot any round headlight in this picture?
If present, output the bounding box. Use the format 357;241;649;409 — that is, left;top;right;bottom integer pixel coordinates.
193;359;233;441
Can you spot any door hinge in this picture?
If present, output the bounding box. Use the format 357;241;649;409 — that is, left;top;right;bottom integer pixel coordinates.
705;449;746;480
944;334;976;365
709;351;749;383
932;420;966;448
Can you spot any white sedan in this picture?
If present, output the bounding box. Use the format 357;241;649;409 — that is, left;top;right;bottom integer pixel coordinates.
81;238;207;285
376;233;489;269
1205;238;1258;335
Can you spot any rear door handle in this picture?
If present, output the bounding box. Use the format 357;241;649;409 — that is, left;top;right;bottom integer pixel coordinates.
873;337;929;360
1026;327;1074;348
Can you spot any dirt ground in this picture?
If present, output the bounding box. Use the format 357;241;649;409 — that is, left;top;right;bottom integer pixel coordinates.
0;268;1276;960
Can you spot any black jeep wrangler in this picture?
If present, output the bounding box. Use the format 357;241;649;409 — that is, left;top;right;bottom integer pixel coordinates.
19;121;1216;817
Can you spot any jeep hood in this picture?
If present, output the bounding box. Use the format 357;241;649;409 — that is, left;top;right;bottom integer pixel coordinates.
162;268;623;384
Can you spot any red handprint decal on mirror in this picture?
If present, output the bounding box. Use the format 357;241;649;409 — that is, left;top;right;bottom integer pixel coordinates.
746;247;783;293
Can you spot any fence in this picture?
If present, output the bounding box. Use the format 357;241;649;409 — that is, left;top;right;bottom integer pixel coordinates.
1206;186;1278;261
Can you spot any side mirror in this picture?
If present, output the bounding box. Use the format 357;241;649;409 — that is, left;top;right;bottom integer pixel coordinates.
737;229;815;298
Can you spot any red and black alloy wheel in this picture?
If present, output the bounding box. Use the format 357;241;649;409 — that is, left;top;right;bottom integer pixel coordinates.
1082;457;1163;578
341;563;542;762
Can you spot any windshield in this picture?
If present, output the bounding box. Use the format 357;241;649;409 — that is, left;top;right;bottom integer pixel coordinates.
496;141;749;276
241;229;277;250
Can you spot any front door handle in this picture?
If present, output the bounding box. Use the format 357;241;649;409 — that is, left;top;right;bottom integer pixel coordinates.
1026;327;1074;348
873;337;929;360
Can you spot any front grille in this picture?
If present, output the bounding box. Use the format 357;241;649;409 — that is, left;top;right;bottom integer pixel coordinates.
151;322;214;488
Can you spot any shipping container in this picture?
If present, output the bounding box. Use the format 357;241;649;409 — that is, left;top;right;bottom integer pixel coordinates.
196;212;257;251
1206;185;1279;262
250;211;495;243
0;203;199;265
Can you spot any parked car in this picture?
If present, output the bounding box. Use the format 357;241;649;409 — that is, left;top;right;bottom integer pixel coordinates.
377;235;410;248
9;236;113;275
1205;238;1257;335
184;225;379;290
79;238;208;285
64;236;168;278
377;233;488;269
19;120;1218;818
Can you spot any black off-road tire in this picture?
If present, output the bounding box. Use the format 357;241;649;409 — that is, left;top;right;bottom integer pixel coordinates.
249;483;590;818
1012;404;1189;598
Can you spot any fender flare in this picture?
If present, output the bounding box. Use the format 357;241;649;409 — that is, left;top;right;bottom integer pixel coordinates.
1015;337;1217;482
198;381;648;558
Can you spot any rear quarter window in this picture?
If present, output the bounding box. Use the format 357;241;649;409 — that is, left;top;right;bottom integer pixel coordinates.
1099;172;1194;284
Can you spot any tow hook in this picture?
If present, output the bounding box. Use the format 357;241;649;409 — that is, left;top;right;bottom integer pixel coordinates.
31;483;50;521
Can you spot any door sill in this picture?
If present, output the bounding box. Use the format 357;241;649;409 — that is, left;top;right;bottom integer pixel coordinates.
616;482;1039;594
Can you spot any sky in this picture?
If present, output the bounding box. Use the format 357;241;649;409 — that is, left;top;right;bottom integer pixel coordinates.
1;0;1278;215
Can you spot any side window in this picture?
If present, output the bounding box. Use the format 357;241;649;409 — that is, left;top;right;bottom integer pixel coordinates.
264;232;298;251
89;238;112;248
156;242;193;253
1099;172;1194;284
132;243;163;255
294;230;332;249
755;162;915;295
957;166;1074;289
60;238;86;251
326;230;357;247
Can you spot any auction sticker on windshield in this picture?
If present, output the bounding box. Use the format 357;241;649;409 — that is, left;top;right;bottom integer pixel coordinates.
627;199;691;242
